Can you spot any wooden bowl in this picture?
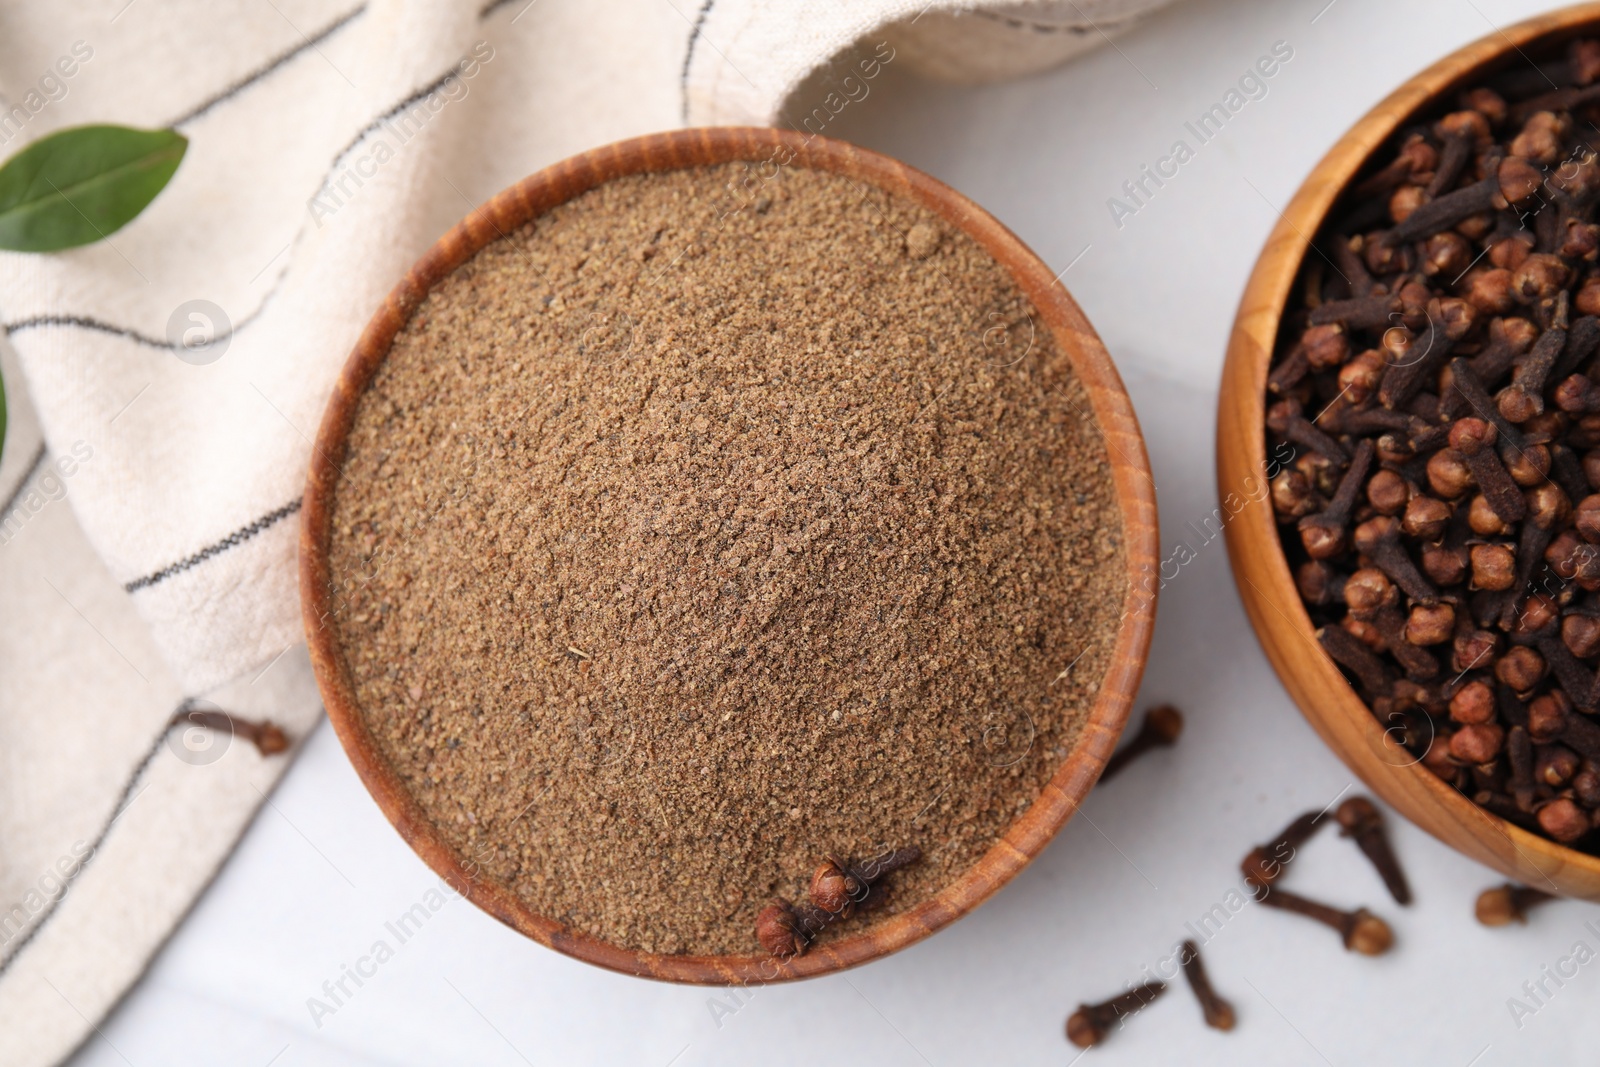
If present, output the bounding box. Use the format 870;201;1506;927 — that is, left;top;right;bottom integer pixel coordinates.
301;128;1159;983
1219;4;1600;899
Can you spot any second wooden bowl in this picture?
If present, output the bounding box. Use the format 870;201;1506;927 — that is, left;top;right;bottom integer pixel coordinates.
1219;4;1600;898
301;128;1159;982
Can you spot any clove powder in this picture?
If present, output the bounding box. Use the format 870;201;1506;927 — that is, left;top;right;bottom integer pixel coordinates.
327;161;1126;955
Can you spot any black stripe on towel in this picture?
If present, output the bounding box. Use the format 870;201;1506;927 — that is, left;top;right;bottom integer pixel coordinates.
679;0;716;124
318;63;464;191
124;498;301;594
170;4;368;128
0;443;48;522
971;10;1098;34
3;314;172;349
0;716;174;979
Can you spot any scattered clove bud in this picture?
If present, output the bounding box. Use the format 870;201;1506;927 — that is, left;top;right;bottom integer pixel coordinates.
1241;810;1328;892
1178;940;1236;1032
172;707;290;757
1065;981;1167;1048
1334;796;1412;905
1100;704;1184;782
1254;886;1395;955
1475;883;1557;926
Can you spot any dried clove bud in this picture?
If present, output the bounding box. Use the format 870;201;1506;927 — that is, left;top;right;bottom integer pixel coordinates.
1272;468;1322;519
1319;625;1390;695
1241;810;1328;892
1555;374;1600;413
1353;515;1438;600
1451;680;1496;723
1178;940;1236;1032
1537;797;1591;843
1255;887;1395;955
1366;469;1412;515
1451;722;1506;763
1537;744;1581;787
1297;561;1347;606
1100;704;1183;782
1427;449;1475;500
1299;440;1375;559
1066;982;1167;1048
1345;568;1440;680
1421;542;1466;591
1449;418;1526;523
1402;494;1452;540
1498;291;1570;422
1470;542;1517;591
1405;601;1455;645
1335;796;1413;905
1386;154;1542;244
1475;883;1557;926
1507;725;1536;811
1527;691;1571;744
172;707;290;757
1565;613;1600;658
1269;398;1349;463
754;900;833;957
809;858;864;918
1454;628;1501;673
850;846;922;884
1494;646;1546;693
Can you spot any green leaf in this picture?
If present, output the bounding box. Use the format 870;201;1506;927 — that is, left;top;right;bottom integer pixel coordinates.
0;125;186;252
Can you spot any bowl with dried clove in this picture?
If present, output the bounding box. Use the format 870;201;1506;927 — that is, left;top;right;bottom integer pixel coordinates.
301;128;1158;983
1220;4;1600;899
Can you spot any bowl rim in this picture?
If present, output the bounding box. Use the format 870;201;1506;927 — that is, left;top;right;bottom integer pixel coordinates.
299;127;1160;983
1218;3;1600;892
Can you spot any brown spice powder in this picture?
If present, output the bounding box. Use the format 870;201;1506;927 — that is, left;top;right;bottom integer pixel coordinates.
327;162;1126;955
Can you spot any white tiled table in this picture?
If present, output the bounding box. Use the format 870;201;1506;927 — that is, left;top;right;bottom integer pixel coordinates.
74;1;1600;1063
